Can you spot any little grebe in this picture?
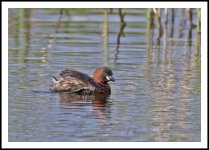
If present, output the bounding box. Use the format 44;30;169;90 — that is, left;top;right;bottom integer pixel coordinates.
50;67;115;94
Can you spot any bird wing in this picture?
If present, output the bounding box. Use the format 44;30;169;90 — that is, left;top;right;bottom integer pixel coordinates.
60;69;93;85
51;69;95;93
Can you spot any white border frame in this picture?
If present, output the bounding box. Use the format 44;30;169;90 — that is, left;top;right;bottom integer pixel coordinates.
2;2;207;148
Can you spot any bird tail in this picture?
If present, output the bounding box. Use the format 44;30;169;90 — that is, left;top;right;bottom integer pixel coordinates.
51;76;58;83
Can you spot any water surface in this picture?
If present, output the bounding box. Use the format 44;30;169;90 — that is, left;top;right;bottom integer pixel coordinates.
8;8;201;142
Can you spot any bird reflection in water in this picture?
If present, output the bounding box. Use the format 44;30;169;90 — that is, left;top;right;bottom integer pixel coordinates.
58;92;112;120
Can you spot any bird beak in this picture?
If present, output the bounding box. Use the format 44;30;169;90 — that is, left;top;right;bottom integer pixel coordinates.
106;76;115;82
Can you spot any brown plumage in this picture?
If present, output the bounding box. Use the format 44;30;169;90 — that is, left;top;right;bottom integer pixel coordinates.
50;67;115;94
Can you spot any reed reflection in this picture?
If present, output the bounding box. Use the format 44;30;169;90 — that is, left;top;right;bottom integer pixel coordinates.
145;8;200;141
114;8;126;64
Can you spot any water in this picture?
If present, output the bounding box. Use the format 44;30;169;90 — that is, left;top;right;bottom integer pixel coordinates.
8;8;201;142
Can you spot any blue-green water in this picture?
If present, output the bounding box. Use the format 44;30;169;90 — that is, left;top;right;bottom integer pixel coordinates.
8;8;201;142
